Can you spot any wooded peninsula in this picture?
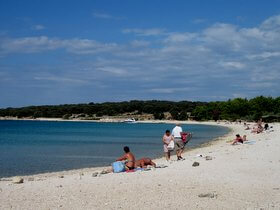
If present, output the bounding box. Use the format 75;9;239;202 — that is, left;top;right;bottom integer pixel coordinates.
0;96;279;122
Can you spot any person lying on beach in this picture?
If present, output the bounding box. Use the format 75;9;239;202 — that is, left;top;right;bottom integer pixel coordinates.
232;134;247;145
116;146;136;170
135;158;156;168
251;124;263;133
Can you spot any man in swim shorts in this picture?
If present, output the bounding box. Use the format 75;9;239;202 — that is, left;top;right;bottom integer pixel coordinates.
172;123;185;160
116;146;136;170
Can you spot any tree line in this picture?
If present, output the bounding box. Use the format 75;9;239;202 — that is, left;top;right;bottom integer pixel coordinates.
0;96;279;121
192;96;280;121
0;100;205;120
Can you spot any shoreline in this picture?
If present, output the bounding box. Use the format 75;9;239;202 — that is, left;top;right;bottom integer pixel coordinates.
0;120;233;179
0;116;236;125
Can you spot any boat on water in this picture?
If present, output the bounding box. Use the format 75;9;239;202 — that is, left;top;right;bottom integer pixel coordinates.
123;118;137;123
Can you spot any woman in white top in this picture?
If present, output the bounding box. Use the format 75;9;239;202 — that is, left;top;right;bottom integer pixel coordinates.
162;130;174;161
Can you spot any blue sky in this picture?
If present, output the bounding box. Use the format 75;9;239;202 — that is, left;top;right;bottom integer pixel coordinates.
0;0;280;107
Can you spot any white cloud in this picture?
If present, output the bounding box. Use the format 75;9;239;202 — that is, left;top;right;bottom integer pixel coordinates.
201;23;244;51
97;66;127;75
0;36;119;54
122;28;165;36
260;15;280;30
148;88;192;94
232;93;247;98
130;40;150;47
32;24;45;30
34;76;88;84
93;12;123;20
219;61;245;69
164;32;197;43
247;51;280;59
192;18;206;24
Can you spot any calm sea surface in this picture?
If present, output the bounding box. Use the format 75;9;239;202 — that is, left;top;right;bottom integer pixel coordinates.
0;120;229;177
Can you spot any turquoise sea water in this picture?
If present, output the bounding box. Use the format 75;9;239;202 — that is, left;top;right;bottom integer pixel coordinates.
0;120;229;177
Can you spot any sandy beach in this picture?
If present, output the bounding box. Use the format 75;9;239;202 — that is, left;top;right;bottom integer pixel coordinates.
0;121;279;209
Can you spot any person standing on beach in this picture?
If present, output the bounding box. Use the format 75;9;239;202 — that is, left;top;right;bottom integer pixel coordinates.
162;130;174;161
172;123;185;160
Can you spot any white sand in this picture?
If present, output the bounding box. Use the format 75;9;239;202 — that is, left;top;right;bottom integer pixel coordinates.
0;122;280;209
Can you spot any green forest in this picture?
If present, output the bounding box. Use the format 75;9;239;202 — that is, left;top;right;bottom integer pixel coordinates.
0;96;280;122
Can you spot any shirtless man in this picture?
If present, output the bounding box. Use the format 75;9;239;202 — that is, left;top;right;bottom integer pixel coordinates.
135;158;156;168
116;146;136;170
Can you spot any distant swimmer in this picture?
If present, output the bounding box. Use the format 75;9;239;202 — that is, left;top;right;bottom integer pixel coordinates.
116;146;136;170
135;158;156;168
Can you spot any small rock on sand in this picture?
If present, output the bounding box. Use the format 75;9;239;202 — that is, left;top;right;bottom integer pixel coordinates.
92;172;99;177
58;175;64;178
205;156;213;160
155;164;167;168
12;177;24;184
100;170;109;174
27;177;34;181
198;193;217;198
192;162;200;167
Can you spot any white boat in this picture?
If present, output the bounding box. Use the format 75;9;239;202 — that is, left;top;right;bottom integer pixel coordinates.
123;118;137;123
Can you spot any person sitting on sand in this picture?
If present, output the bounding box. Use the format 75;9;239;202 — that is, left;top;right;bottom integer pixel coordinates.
116;146;136;170
135;158;156;168
232;134;245;145
251;124;263;133
244;122;250;130
162;130;174;161
264;123;269;130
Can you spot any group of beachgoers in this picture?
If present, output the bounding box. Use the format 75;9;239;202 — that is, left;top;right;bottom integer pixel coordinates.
231;119;273;145
114;119;275;172
162;123;189;161
114;123;190;172
245;119;272;134
115;146;156;170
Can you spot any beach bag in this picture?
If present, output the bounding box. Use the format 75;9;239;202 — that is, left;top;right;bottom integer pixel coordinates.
112;161;126;173
181;132;192;144
167;140;175;151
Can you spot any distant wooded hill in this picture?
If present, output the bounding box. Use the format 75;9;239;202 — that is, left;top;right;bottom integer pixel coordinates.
0;96;279;121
